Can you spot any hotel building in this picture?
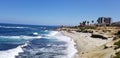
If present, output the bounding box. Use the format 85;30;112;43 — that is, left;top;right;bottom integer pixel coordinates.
97;17;112;26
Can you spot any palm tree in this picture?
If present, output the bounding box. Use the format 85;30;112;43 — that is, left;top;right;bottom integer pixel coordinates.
82;21;86;26
92;20;94;24
87;21;89;25
85;21;87;26
79;22;82;26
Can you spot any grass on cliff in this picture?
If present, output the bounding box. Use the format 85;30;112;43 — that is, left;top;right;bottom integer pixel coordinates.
114;40;120;58
114;51;120;58
79;26;96;30
116;31;120;35
114;40;120;49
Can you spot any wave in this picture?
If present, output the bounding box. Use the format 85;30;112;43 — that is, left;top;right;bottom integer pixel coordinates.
0;30;77;58
0;35;42;40
0;26;28;29
46;31;59;36
47;31;77;58
0;43;27;58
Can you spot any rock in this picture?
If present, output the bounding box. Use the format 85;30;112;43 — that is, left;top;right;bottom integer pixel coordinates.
104;43;113;49
91;34;108;39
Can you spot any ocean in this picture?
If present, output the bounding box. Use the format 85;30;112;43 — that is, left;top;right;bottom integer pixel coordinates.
0;23;77;58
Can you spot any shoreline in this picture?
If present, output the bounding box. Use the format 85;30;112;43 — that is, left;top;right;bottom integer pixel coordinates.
61;31;115;58
60;31;79;58
60;31;80;58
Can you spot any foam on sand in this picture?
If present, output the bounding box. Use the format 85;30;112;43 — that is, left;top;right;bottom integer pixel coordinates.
48;31;77;58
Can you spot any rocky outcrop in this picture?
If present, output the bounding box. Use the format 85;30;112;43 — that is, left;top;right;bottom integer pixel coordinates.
91;34;108;39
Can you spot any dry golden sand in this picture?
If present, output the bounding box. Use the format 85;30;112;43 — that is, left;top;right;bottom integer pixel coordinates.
62;31;115;58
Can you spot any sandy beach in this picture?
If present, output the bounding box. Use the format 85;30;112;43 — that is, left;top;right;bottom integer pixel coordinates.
61;31;115;58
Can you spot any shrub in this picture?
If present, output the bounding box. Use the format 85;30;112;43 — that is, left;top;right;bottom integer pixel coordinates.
84;26;96;29
114;40;120;46
117;31;120;35
114;40;120;49
79;26;96;30
114;51;120;58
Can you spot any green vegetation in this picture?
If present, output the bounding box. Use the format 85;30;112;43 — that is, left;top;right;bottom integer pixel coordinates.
69;26;97;31
114;31;120;40
117;31;120;35
114;51;120;58
114;40;120;49
79;26;96;30
114;40;120;58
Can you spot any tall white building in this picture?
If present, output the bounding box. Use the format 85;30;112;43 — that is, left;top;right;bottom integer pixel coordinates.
97;17;112;26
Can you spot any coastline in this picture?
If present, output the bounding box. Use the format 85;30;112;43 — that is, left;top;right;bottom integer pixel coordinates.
61;31;115;58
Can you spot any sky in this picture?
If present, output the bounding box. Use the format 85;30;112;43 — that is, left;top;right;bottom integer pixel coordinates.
0;0;120;26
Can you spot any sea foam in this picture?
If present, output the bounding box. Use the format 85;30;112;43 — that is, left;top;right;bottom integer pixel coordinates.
0;43;27;58
48;31;77;58
0;35;42;40
0;26;28;29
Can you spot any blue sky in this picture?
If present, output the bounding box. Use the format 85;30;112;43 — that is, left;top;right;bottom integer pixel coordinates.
0;0;120;26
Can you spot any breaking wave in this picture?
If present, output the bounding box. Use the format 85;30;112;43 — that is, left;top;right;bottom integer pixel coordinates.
0;43;28;58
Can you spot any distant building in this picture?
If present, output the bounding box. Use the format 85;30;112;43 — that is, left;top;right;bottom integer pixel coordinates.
97;17;112;26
